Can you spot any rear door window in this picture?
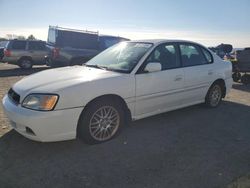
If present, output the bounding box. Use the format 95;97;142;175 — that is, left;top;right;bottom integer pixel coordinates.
179;44;207;67
28;41;45;50
11;41;26;50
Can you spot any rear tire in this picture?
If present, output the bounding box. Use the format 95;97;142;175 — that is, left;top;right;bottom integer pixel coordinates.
232;72;241;82
77;98;125;144
205;83;223;108
19;58;33;69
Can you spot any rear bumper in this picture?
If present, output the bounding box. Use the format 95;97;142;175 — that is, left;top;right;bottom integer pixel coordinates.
1;57;18;64
2;95;83;142
225;77;233;94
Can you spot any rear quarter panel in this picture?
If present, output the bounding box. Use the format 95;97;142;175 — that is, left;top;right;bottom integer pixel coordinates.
212;54;232;94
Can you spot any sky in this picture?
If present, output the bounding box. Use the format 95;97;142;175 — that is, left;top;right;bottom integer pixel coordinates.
0;0;249;47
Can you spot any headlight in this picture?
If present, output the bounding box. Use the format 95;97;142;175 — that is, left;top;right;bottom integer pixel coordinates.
22;94;59;111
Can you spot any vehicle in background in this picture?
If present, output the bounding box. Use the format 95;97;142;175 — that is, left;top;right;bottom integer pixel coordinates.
0;40;8;60
46;26;129;67
209;44;233;59
1;40;48;69
208;43;250;84
232;48;250;84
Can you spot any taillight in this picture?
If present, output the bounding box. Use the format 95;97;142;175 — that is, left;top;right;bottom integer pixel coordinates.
4;49;11;57
53;48;60;59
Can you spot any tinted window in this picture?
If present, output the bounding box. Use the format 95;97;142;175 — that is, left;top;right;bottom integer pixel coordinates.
28;41;45;50
180;44;207;66
11;41;26;50
146;44;180;70
0;41;8;48
201;47;213;63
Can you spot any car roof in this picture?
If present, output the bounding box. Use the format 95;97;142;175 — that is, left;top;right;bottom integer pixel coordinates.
127;39;206;47
9;39;45;42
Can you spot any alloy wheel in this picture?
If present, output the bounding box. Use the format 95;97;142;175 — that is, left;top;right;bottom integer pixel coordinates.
209;85;222;107
89;106;120;141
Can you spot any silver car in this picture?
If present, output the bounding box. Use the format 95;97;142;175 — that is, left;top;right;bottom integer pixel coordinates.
2;40;48;69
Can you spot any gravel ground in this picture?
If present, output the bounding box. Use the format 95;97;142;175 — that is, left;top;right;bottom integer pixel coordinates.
0;63;250;188
0;63;49;137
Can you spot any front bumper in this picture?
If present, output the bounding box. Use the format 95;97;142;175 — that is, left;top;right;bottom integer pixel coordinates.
2;95;83;142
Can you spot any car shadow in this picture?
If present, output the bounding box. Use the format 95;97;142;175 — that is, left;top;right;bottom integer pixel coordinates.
0;66;50;77
0;101;250;188
232;83;250;92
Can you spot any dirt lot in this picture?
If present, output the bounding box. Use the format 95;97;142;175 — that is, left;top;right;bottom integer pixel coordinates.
0;64;49;137
0;63;250;188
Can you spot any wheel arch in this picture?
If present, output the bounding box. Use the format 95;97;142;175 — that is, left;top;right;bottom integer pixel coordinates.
209;79;226;98
77;94;132;134
18;56;33;63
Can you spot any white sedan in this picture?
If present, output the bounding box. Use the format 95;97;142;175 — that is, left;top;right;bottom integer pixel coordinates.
2;40;232;144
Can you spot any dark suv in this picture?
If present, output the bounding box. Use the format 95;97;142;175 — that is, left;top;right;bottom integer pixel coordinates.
1;40;48;69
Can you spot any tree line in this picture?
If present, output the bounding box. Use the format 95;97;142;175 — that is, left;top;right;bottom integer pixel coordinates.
0;34;36;41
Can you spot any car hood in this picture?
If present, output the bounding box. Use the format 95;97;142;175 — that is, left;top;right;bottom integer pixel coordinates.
12;66;123;98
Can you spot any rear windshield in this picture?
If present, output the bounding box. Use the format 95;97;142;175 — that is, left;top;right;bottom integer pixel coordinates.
0;41;8;48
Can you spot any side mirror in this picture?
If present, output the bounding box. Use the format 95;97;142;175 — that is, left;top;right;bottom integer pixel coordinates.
144;62;162;73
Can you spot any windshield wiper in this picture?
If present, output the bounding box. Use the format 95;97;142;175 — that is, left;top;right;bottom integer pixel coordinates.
84;64;107;70
104;67;129;73
85;64;129;73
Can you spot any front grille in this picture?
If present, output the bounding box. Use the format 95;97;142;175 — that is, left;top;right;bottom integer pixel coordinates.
8;88;20;105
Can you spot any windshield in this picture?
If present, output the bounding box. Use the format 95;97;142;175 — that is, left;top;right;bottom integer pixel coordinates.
85;42;153;73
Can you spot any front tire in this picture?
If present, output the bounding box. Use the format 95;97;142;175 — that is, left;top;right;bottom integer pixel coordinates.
77;98;124;144
205;83;223;108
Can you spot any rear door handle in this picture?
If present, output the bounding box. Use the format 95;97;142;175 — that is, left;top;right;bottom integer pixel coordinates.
174;76;183;81
208;70;214;75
